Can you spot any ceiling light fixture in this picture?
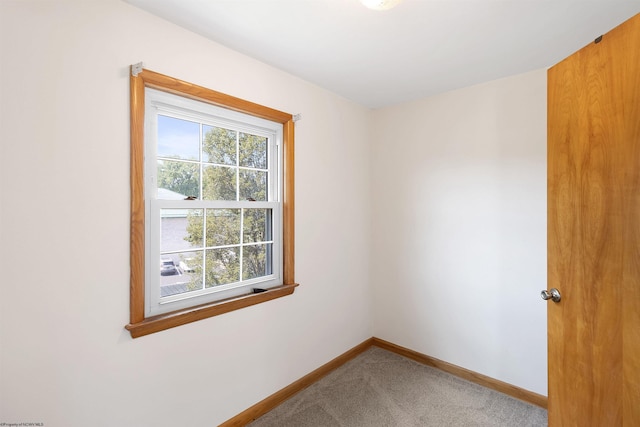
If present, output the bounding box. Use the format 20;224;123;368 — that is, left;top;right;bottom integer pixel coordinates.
360;0;402;11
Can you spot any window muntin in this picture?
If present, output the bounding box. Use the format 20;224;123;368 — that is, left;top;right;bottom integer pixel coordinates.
145;89;282;316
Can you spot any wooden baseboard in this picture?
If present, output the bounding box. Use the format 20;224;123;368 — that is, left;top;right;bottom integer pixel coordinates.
371;337;548;409
219;338;375;427
220;336;547;425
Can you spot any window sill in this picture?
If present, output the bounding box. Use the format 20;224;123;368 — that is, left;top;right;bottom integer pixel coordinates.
126;283;298;338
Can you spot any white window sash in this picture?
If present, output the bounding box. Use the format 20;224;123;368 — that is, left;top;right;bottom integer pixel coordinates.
143;89;283;317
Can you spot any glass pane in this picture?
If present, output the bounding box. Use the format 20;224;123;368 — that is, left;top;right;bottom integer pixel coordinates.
160;251;204;297
205;248;239;287
161;209;203;252
157;160;200;199
239;132;267;169
157;115;200;160
206;209;240;247
159;255;182;296
203;125;236;165
243;244;272;281
203;165;237;201
239;169;267;201
243;209;272;243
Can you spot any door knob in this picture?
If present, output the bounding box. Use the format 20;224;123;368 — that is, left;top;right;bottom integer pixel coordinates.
541;288;561;303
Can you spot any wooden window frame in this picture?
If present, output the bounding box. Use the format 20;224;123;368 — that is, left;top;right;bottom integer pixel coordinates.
126;67;298;338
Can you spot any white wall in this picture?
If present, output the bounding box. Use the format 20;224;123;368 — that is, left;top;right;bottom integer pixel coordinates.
370;69;548;395
0;1;373;426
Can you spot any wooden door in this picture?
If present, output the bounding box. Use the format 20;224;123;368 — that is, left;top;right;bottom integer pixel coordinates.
547;13;640;426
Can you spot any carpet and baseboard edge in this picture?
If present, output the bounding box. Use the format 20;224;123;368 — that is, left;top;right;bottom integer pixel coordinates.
371;337;548;409
219;337;547;426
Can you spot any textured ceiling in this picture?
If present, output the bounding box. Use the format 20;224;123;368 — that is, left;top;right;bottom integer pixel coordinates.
125;0;640;108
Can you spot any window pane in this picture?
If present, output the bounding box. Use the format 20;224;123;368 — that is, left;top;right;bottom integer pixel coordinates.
206;209;240;247
203;165;236;201
205;248;239;287
239;169;267;201
157;115;200;160
160;255;184;296
160;251;203;297
161;209;203;252
243;209;272;243
157;160;200;199
203;125;236;166
243;244;272;280
239;132;267;169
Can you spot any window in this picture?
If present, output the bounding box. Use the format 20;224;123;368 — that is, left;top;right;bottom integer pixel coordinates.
127;67;298;338
147;89;284;316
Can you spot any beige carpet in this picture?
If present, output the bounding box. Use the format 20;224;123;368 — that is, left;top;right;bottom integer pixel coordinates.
248;346;547;426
